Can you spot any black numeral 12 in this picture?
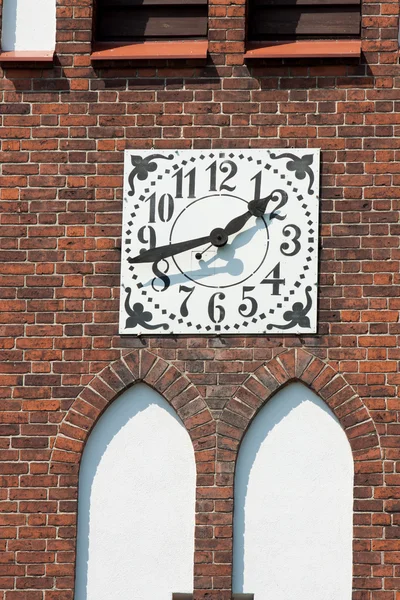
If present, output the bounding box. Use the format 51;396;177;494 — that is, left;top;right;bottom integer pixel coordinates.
206;160;237;193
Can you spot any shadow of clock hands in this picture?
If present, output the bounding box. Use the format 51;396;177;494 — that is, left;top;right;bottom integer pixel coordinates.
140;220;267;289
225;222;260;251
141;260;245;289
197;249;244;277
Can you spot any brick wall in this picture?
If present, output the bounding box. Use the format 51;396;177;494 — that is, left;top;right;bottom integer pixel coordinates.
0;0;399;597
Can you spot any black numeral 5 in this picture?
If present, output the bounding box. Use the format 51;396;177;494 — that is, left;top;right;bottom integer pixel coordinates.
239;286;258;318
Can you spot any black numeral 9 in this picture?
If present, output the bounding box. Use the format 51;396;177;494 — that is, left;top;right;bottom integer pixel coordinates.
138;225;156;253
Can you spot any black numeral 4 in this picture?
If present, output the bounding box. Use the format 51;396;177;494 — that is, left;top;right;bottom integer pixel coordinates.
261;263;285;296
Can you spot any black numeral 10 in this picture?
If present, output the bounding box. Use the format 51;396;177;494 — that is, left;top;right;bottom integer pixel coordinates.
148;192;175;223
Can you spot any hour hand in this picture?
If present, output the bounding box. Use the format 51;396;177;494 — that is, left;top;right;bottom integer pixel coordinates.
248;189;288;217
128;234;211;264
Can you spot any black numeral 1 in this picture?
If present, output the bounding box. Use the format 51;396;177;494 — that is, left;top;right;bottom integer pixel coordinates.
206;161;217;192
251;171;262;200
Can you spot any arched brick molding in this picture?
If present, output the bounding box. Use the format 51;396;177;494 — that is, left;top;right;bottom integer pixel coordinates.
218;348;383;599
220;348;381;459
49;349;216;600
50;349;215;471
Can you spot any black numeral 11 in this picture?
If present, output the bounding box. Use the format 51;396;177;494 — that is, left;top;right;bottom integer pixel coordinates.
172;167;196;199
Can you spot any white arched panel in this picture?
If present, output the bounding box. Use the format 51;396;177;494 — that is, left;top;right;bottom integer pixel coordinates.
2;0;56;51
233;382;353;600
74;383;196;600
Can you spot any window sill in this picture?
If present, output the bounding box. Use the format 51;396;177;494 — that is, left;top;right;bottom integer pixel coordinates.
244;40;361;59
0;50;54;63
91;41;208;61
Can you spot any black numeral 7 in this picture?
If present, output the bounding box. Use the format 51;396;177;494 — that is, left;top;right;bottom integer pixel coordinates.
179;285;195;317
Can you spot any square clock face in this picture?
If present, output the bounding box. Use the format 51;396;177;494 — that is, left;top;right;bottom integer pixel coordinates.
119;149;320;335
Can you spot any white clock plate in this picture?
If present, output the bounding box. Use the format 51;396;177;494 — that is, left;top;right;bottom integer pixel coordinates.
119;149;320;335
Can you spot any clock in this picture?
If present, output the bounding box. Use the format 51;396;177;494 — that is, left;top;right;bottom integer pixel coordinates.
119;149;320;335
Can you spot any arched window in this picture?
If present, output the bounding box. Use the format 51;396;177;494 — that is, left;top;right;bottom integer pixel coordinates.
1;0;56;51
74;383;196;600
233;381;353;600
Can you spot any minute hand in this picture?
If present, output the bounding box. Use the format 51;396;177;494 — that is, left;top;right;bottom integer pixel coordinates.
129;200;265;265
128;234;211;264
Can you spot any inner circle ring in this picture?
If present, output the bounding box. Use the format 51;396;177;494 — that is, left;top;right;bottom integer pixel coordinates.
169;193;269;289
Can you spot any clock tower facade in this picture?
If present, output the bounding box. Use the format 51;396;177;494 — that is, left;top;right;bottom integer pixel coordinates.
0;0;397;598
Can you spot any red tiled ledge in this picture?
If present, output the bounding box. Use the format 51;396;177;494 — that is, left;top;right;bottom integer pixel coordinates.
91;41;208;61
244;40;362;59
0;50;54;63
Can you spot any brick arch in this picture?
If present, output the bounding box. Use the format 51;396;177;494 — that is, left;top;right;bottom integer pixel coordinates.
50;349;215;472
220;348;382;598
219;348;381;462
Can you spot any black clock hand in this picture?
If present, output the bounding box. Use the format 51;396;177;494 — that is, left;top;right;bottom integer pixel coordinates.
223;210;252;236
248;194;271;217
129;211;251;265
128;234;211;264
220;192;276;236
130;210;255;264
129;193;273;265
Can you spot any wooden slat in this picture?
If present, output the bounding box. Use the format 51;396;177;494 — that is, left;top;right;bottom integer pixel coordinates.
254;0;360;4
249;7;360;39
97;7;207;40
99;0;206;6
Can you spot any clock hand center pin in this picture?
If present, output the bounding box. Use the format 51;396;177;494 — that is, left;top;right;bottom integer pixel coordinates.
195;244;212;261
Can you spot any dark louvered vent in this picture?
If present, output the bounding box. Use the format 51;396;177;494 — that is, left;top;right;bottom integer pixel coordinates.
96;0;208;41
247;0;361;42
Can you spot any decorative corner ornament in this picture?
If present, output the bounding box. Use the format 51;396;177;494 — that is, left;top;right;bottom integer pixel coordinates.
119;149;320;335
